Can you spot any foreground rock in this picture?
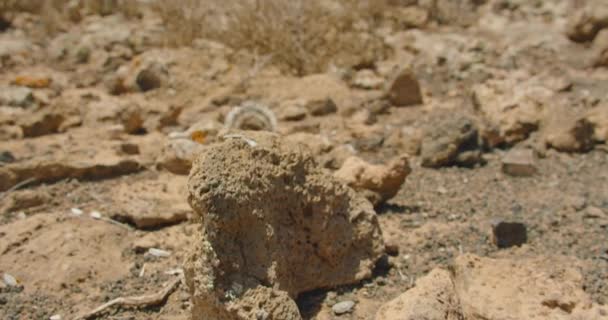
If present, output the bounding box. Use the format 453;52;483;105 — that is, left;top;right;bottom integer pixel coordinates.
335;155;411;206
185;131;384;320
421;115;483;168
376;254;607;320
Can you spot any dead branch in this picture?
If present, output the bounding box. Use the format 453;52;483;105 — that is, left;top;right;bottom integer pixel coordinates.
73;276;181;320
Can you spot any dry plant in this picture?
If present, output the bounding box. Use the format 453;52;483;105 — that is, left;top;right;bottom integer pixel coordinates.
154;0;390;75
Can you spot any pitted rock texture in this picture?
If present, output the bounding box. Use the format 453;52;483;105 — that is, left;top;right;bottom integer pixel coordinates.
185;131;385;320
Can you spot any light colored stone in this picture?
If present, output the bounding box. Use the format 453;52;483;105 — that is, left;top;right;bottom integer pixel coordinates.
332;300;356;315
0;86;34;108
375;254;607;320
472;77;550;145
335;154;411;206
544;106;595;153
501;149;537;177
586;105;608;143
375;269;461;320
111;174;190;229
351;70;384;90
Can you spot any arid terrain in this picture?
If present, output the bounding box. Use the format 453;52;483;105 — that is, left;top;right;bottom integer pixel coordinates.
1;1;608;319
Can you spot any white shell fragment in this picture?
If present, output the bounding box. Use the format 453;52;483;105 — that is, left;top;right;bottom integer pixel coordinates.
90;211;102;220
49;315;62;320
147;248;171;258
70;208;83;216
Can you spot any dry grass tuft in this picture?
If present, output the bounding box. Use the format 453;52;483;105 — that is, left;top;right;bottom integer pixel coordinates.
153;0;390;75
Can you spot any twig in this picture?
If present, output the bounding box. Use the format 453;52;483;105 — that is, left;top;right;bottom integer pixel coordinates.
97;217;134;231
73;276;181;320
0;178;37;201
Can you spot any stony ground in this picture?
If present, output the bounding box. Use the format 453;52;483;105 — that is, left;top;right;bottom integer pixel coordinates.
1;1;608;319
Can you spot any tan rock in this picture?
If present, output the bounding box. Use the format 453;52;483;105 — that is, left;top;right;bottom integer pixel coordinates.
472;77;549;145
386;69;423;107
592;29;608;66
375;254;607;320
394;6;429;29
19;110;65;138
452;254;604;320
157;138;206;175
0;128;144;192
335;155;411;206
305;98;337;116
565;1;608;42
501;149;537;177
185;131;384;320
111;174;191;229
375;269;462;320
0;190;50;215
586;105;608;143
544;107;595;152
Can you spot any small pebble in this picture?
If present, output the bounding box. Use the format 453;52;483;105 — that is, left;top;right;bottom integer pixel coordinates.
148;248;171;258
49;315;62;320
332;300;355;315
90;211;102;220
70;208;83;216
3;273;18;287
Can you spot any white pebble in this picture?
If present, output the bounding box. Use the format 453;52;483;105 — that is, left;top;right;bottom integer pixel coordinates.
70;208;83;216
148;248;171;258
50;315;62;320
3;273;18;287
90;211;102;220
332;300;355;315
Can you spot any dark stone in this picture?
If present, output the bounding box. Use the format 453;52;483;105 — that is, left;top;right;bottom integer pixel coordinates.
0;151;15;164
491;221;527;248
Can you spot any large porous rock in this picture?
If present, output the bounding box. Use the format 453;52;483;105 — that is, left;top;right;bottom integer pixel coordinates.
472;77;551;146
185;131;385;320
375;254;607;320
334;155;411;207
421;115;483;168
